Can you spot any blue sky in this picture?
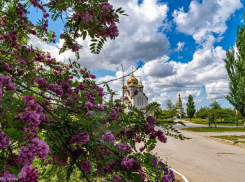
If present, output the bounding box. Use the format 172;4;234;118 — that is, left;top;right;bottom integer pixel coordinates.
29;0;245;110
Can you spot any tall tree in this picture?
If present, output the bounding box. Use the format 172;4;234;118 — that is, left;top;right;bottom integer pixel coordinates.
224;23;245;127
209;100;221;128
166;99;176;118
186;95;195;121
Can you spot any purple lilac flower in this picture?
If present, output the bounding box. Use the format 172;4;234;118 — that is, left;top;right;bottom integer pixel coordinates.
19;138;50;165
140;172;146;181
110;109;120;120
80;161;91;173
144;122;153;134
18;166;39;182
113;174;121;182
156;130;167;143
70;132;90;144
121;157;134;170
116;143;132;154
56;86;63;96
85;102;93;109
0;131;10;150
133;162;142;170
48;83;57;92
136;135;142;143
148;116;156;123
102;132;115;144
161;175;170;182
31;138;50;159
89;74;96;79
86;110;94;117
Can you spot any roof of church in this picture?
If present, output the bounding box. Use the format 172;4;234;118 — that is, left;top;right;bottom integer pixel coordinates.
127;74;138;85
131;90;148;100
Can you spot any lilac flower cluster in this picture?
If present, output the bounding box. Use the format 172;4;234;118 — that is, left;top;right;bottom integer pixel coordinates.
116;143;132;154
110;109;120;120
156;130;167;143
18;165;39;182
102;132;115;144
19;138;50;165
80;161;91;173
121;157;134;171
112;174;121;182
148;115;156;123
144;122;153;134
70;132;90;144
0;74;16;106
0;131;9;150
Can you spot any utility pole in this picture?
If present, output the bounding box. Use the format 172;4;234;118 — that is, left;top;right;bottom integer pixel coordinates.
121;64;124;105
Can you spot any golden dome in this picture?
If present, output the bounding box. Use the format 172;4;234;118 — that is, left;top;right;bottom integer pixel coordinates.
138;83;144;89
178;93;181;96
123;83;127;89
127;74;138;85
129;82;135;87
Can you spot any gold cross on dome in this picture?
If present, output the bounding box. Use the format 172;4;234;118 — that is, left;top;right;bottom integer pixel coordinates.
131;66;134;74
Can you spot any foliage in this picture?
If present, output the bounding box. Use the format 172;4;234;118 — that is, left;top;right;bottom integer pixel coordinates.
196;107;210;119
0;0;185;181
186;95;195;121
166;100;176;118
224;16;245;126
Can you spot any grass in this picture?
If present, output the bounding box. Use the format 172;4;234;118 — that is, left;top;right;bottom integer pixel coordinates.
181;118;243;126
211;135;245;144
182;127;245;132
159;118;174;124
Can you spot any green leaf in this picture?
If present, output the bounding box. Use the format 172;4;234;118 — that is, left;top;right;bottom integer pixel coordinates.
8;166;19;177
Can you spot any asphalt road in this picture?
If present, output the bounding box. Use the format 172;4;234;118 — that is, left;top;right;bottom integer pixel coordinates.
152;119;245;182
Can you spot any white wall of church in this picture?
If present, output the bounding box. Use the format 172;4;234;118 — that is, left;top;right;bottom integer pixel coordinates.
132;91;148;110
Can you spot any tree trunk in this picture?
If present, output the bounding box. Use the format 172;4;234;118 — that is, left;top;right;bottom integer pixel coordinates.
243;116;245;127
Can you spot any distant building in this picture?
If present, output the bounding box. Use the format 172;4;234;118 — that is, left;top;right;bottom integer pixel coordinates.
176;93;185;118
121;73;148;112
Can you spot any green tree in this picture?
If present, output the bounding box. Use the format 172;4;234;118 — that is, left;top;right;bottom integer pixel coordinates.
224;23;245;127
166;99;176;118
209;100;221;128
196;107;209;119
210;100;221;110
186;95;195;121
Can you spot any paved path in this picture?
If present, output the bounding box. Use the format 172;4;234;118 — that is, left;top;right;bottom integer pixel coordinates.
151;120;245;182
174;119;244;129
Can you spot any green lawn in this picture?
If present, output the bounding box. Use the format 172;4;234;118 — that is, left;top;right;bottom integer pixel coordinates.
181;118;243;126
182;127;245;132
211;135;245;144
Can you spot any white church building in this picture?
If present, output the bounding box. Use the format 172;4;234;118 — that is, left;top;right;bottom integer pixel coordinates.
121;73;148;112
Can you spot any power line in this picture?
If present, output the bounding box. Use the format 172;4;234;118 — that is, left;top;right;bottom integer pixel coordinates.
97;62;143;85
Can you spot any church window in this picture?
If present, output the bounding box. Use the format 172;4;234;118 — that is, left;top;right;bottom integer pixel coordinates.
142;97;143;105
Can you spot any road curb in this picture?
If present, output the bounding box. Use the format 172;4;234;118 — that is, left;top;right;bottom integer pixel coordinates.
171;168;189;182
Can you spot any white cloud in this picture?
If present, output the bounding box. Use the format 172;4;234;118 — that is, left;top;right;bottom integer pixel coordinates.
205;81;229;100
30;0;170;71
173;0;243;47
174;42;185;52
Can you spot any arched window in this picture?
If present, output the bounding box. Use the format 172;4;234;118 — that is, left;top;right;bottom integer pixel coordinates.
142;97;143;105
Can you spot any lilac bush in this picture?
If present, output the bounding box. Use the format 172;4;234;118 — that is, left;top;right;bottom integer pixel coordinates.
0;0;186;181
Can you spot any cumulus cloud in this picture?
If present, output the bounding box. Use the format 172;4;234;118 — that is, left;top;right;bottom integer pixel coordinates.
173;0;243;47
30;0;170;70
205;81;229;100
